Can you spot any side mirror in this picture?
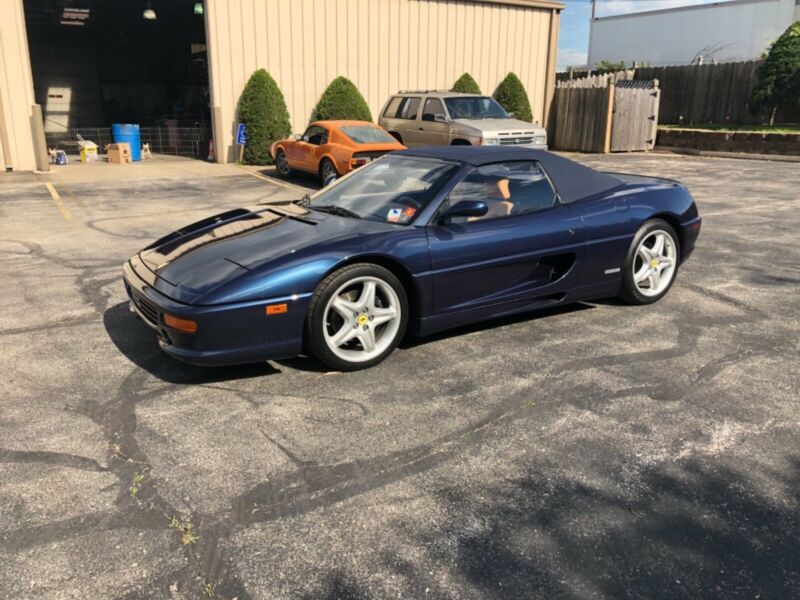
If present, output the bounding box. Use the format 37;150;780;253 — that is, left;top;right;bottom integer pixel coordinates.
439;200;488;222
507;112;516;119
434;113;449;123
294;134;303;141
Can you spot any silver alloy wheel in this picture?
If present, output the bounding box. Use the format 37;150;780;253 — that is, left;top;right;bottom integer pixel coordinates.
276;151;290;175
322;160;337;185
322;275;401;363
632;229;677;297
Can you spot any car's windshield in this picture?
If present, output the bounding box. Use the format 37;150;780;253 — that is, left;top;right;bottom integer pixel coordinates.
340;125;396;144
444;96;508;119
309;155;458;225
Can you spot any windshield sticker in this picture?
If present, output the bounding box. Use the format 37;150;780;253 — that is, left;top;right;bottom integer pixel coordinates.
398;207;416;223
387;208;402;223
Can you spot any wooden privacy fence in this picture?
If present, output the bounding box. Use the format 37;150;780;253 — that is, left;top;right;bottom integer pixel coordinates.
549;78;660;153
635;61;760;125
560;60;800;126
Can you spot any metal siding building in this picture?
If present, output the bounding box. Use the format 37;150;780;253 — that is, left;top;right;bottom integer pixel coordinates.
205;0;561;163
588;0;800;68
0;1;38;172
0;0;562;171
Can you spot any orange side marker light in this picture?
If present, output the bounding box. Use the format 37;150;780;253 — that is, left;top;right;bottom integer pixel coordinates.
266;303;288;315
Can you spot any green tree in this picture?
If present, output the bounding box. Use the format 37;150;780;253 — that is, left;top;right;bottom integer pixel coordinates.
493;72;533;122
750;21;800;125
594;60;627;75
451;72;482;94
311;77;372;122
237;69;291;165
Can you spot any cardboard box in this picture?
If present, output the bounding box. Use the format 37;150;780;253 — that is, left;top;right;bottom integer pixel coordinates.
107;143;132;164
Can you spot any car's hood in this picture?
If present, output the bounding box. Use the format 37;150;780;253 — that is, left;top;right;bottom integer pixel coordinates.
137;203;373;304
452;118;545;136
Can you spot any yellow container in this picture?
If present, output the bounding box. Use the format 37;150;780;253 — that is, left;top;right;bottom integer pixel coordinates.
80;144;98;162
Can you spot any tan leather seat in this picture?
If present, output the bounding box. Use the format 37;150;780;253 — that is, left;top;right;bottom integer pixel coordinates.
482;178;514;219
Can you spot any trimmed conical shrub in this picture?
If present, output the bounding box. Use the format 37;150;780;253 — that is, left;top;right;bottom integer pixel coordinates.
311;77;372;122
451;72;482;94
238;69;291;165
493;73;533;123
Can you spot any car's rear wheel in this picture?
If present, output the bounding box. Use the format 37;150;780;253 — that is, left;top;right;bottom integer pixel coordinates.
307;264;408;371
320;158;338;186
620;219;680;304
275;149;293;177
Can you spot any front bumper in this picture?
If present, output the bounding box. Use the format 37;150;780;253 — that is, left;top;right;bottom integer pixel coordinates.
123;258;310;366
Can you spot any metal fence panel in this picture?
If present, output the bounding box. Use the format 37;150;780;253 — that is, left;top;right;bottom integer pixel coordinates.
45;127;210;158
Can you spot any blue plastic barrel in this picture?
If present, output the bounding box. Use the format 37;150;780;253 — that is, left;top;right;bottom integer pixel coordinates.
111;123;142;161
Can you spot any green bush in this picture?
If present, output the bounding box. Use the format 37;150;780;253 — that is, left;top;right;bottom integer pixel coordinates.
594;60;627;75
750;21;800;124
237;69;291;165
311;76;372;122
451;72;482;94
493;72;533;123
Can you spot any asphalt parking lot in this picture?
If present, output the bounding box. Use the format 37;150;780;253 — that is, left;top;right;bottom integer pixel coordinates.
1;152;798;599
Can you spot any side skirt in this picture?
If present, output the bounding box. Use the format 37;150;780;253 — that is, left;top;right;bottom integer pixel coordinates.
413;280;621;337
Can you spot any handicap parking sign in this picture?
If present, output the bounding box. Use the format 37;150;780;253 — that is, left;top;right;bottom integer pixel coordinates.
236;123;247;145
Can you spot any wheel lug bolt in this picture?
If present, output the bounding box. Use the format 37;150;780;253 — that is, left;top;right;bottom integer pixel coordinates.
362;325;368;330
368;315;374;321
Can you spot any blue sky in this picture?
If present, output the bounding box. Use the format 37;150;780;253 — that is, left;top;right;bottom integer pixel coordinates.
557;0;724;69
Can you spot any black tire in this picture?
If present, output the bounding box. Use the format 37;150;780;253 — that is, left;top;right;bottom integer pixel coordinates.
319;158;338;186
451;139;472;145
620;218;681;305
306;263;409;371
275;149;293;177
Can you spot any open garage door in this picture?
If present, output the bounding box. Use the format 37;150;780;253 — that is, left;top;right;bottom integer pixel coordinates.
23;0;212;159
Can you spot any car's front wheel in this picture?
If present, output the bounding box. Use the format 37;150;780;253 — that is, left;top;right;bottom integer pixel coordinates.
307;264;408;371
620;219;681;304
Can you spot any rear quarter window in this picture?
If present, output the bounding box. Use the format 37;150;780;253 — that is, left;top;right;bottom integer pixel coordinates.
383;96;402;118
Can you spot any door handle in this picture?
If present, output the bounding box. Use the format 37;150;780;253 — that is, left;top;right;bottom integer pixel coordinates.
418;128;424;131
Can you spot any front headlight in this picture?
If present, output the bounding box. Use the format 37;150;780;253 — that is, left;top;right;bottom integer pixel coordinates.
533;135;546;144
482;137;500;146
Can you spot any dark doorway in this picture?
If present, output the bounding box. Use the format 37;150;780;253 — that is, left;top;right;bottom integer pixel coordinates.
24;0;211;158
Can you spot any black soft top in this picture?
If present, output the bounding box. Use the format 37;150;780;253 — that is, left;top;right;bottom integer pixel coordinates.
395;146;624;204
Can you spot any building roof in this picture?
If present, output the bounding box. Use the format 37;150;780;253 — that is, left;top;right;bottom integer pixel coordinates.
463;0;564;11
395;146;623;203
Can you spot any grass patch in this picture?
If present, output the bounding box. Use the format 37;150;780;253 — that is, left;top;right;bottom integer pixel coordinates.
659;124;800;135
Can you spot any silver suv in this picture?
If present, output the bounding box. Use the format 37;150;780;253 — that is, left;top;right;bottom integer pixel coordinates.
378;91;547;149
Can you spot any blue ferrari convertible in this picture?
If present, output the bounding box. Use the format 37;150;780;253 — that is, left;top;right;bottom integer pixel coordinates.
123;146;701;370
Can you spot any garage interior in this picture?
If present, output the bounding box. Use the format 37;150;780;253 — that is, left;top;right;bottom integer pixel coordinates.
23;0;211;157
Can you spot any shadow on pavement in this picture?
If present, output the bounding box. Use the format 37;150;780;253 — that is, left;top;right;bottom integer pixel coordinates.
374;457;800;598
257;166;322;192
103;302;280;384
399;302;596;349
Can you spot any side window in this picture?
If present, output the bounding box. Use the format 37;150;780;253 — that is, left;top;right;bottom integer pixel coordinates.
441;161;557;223
303;126;327;145
421;98;445;122
397;96;421;120
383;96;403;118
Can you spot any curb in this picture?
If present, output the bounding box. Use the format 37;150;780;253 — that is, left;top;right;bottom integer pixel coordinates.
653;146;800;164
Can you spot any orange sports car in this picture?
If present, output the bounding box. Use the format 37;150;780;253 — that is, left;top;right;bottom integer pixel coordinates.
271;120;406;184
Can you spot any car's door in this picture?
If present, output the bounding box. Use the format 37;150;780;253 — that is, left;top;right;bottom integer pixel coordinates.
425;161;585;314
290;125;329;172
417;98;451;146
